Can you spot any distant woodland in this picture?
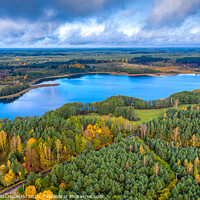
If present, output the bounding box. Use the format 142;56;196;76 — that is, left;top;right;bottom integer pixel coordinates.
0;48;200;98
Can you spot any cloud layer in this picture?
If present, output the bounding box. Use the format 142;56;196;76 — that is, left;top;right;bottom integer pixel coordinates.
0;0;200;47
147;0;200;27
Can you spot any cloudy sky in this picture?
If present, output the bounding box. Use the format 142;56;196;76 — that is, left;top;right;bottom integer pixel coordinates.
0;0;200;47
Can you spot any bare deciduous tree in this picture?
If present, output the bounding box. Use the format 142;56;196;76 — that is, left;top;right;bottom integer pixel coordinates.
139;124;147;139
153;163;159;176
143;156;147;167
174;99;179;109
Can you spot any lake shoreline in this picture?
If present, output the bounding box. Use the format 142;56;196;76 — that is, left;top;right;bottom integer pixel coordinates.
0;71;199;99
0;72;161;100
0;83;60;99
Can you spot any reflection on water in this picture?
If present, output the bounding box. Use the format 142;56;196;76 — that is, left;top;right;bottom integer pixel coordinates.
0;74;200;120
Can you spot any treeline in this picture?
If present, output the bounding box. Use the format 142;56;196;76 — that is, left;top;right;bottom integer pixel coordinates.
0;60;93;70
98;66;161;74
170;90;200;104
176;57;200;65
129;56;170;64
55;93;200;121
0;84;29;97
91;95;173;112
54;96;172;121
26;66;93;82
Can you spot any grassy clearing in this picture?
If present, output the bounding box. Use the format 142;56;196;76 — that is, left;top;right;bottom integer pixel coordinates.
134;104;190;125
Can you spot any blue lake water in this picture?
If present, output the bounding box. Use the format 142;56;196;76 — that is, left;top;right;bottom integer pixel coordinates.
0;74;200;120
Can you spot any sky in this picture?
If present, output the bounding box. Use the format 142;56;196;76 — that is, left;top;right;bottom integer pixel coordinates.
0;0;200;47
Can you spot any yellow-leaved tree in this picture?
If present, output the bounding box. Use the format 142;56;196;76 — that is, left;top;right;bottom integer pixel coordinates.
1;169;15;186
25;185;37;198
27;138;37;149
36;190;54;200
55;139;62;162
0;130;7;151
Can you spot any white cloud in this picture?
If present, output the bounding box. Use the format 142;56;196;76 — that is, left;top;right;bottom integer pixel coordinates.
58;20;105;41
148;0;200;26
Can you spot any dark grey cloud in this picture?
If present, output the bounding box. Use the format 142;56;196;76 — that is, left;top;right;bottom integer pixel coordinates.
0;0;200;47
0;0;130;22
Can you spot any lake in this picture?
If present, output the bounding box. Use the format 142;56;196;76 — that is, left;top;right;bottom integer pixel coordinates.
0;74;200;120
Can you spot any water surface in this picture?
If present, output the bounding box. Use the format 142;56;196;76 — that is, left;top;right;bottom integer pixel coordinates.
0;74;200;120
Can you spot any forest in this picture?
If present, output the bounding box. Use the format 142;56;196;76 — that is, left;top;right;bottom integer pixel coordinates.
0;91;200;199
0;109;135;188
24;138;173;200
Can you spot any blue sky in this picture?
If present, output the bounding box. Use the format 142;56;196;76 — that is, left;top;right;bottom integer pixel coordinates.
0;0;200;47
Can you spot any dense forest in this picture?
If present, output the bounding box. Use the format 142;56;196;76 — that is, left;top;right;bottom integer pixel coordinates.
20;104;200;200
144;105;200;144
176;57;200;66
22;138;173;199
1;90;200;198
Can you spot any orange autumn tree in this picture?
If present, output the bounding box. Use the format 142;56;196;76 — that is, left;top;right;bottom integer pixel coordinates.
10;133;17;152
192;134;198;147
187;162;193;174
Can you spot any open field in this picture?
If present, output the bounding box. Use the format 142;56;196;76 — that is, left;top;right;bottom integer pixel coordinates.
134;104;190;124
